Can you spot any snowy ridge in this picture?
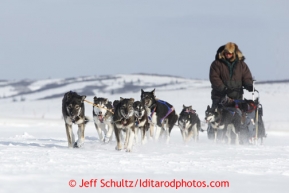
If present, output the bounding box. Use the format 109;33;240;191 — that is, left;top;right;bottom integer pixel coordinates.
1;74;287;102
0;74;209;101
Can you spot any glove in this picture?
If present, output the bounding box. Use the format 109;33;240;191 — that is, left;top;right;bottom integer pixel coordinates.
215;87;227;96
217;87;233;96
226;87;234;94
244;85;253;92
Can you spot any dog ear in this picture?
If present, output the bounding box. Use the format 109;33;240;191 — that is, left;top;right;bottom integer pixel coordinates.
152;89;155;96
141;89;144;99
104;98;108;104
65;92;71;102
120;97;124;101
113;100;120;108
207;105;210;110
183;104;186;109
106;101;112;108
188;106;192;111
93;96;97;100
81;96;86;103
130;98;135;102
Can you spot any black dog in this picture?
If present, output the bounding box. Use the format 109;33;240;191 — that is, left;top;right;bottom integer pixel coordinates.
113;97;136;152
141;89;178;143
220;96;266;144
62;91;88;148
178;105;202;143
205;105;242;144
133;101;150;144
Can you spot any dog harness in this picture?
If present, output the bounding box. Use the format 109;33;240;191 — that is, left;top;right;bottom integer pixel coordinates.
148;100;174;124
148;106;156;122
222;97;257;114
246;102;257;113
233;99;257;113
185;109;196;114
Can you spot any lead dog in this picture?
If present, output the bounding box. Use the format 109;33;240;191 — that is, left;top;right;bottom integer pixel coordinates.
113;97;135;152
141;89;178;143
133;101;150;144
62;91;88;148
178;105;202;143
93;96;114;143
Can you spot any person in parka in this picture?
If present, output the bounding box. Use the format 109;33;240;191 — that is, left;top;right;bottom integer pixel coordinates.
210;42;254;108
207;42;255;140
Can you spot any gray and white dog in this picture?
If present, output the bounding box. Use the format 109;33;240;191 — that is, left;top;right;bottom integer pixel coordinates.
133;101;150;144
93;96;114;143
113;97;135;152
62;91;88;148
178;105;202;143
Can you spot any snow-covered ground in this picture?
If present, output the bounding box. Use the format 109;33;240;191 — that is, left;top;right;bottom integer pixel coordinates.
0;75;288;193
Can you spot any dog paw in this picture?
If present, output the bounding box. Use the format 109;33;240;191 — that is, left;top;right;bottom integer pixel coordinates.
126;148;131;152
124;143;128;149
103;137;110;143
73;142;79;148
73;141;84;148
115;146;122;151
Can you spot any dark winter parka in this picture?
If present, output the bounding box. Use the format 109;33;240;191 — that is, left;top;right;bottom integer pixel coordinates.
210;43;253;102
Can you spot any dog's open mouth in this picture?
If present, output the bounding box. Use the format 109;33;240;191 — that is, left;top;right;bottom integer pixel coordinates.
98;115;103;123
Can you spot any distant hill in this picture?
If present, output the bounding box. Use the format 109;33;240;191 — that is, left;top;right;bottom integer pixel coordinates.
0;74;209;101
0;73;287;101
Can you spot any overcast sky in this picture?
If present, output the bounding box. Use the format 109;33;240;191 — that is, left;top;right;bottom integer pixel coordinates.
1;0;289;81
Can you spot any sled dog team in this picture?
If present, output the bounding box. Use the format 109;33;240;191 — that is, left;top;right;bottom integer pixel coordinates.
62;89;264;152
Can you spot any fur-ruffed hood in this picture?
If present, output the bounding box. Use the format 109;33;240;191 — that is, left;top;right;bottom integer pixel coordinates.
215;42;245;62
